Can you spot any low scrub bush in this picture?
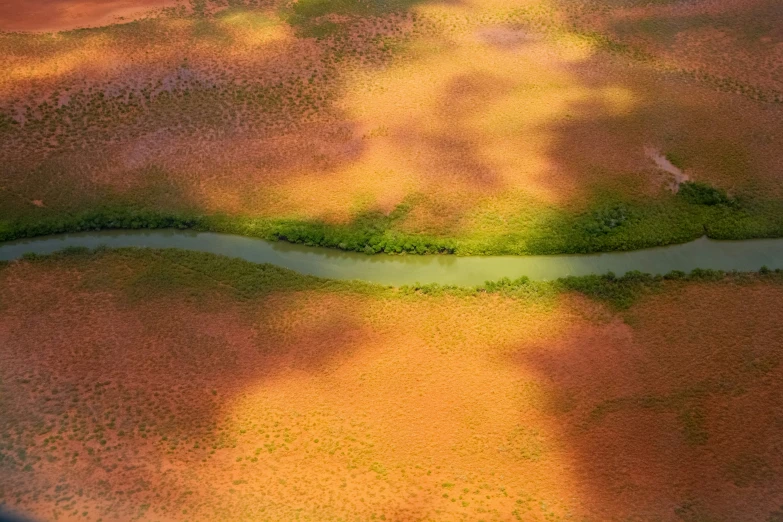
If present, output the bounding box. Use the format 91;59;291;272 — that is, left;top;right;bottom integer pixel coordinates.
678;182;734;206
557;271;659;309
0;112;19;131
11;247;783;310
2;191;783;257
688;268;726;281
289;0;420;21
582;204;630;236
0;208;204;243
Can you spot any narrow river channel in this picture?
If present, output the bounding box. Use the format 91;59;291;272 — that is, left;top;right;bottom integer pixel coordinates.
1;230;782;286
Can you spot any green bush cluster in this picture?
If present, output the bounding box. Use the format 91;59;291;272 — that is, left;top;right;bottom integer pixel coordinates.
557;271;654;309
446;267;781;310
269;223;456;255
518;195;783;256
582;204;630;236
0;208;202;242
4;192;783;257
678;181;734;206
482;276;531;292
556;267;782;309
0;205;457;255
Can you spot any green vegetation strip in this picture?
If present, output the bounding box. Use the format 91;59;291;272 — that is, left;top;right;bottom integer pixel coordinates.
2;181;783;256
9;246;783;310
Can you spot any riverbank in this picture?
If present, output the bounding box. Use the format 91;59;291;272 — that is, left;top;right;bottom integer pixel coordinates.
7;244;783;309
4;230;783;287
3;192;783;258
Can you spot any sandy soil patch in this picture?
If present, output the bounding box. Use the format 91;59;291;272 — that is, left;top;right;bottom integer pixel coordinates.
0;0;184;33
645;146;689;192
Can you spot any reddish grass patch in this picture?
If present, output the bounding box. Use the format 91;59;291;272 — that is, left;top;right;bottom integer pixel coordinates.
1;255;782;520
0;0;180;33
2;2;782;242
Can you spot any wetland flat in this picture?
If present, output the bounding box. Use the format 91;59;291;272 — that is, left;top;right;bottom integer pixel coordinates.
2;250;783;521
2;1;783;520
1;0;782;254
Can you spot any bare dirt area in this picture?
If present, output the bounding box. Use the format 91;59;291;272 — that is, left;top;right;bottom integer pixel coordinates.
1;252;782;521
0;0;182;33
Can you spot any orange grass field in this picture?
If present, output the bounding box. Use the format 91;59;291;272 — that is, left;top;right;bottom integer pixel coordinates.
1;251;783;521
1;0;782;249
2;2;783;521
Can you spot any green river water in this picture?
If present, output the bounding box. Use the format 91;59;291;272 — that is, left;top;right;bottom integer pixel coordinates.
1;230;782;286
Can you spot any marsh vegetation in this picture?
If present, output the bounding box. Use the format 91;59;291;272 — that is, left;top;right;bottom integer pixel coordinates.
1;249;783;520
2;1;783;520
1;0;782;254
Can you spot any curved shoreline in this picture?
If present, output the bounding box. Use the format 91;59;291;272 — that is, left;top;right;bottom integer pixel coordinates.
2;229;782;286
5;198;783;259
